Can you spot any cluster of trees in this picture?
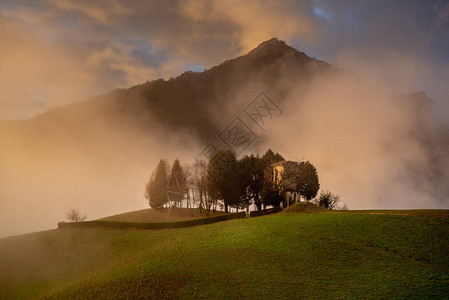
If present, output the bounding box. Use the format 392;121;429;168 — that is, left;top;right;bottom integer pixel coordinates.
145;158;214;213
207;149;286;213
145;149;323;213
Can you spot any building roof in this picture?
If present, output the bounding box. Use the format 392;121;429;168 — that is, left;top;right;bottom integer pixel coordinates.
271;160;295;167
271;160;286;166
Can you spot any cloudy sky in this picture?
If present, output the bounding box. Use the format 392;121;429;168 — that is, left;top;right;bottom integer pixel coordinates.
1;0;449;120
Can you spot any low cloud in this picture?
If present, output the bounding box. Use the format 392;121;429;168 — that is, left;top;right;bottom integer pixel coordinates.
1;1;449;238
1;1;448;120
264;72;448;209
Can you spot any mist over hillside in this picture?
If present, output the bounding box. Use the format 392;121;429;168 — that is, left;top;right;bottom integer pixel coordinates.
1;38;448;237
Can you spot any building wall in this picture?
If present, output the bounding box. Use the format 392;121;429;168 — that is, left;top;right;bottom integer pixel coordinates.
273;165;284;185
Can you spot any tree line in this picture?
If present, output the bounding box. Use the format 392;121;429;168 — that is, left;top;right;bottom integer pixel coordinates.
144;149;326;214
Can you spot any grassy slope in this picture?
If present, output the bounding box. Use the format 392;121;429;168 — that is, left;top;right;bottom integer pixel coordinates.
1;210;448;299
98;207;226;223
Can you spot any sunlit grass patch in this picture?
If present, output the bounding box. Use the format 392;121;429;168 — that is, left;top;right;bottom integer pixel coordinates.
1;210;448;298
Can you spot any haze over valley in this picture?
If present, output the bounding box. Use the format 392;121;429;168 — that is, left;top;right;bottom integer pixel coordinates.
1;1;449;238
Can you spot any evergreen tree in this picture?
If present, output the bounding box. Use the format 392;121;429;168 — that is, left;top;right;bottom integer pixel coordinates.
239;154;265;210
296;161;320;200
260;149;285;208
144;159;169;209
168;159;187;208
207;149;239;213
261;148;285;166
261;182;284;207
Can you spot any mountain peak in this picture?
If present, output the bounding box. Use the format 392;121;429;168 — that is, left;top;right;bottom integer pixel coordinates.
247;37;308;61
258;37;287;47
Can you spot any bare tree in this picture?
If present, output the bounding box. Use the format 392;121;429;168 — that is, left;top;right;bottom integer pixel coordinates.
183;162;195;215
65;207;87;222
315;190;347;210
192;159;210;214
339;203;349;210
168;159;187;210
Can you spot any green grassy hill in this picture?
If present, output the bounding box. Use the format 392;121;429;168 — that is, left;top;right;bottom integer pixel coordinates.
1;209;448;299
98;207;226;223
